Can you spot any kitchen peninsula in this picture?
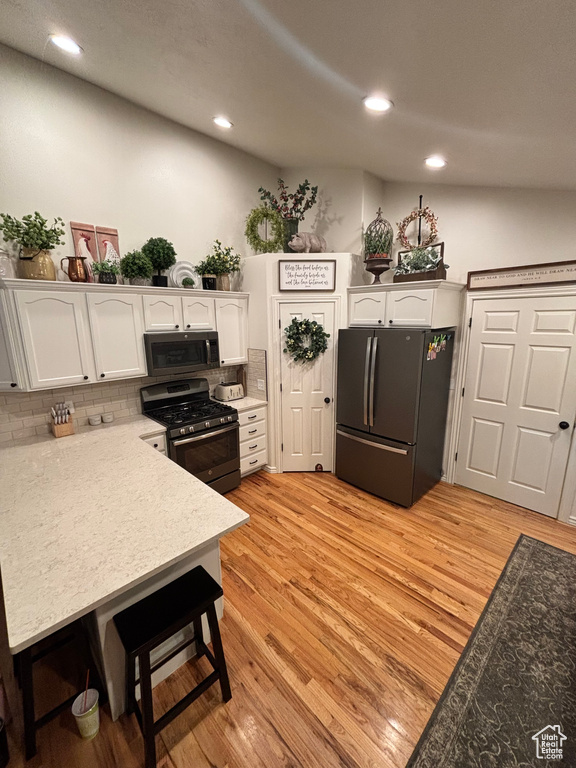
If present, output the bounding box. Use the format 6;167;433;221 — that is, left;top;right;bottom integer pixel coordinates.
0;414;249;720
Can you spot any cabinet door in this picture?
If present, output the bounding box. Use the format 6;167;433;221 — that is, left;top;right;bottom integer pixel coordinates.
182;295;216;330
15;290;95;389
349;292;387;326
387;289;434;327
143;295;183;331
87;294;146;380
0;295;21;390
215;297;248;365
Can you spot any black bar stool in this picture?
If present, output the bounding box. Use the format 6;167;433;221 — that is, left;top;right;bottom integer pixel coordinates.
113;565;231;768
15;618;106;760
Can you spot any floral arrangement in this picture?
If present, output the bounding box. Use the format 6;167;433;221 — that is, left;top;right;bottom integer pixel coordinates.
92;259;120;275
195;240;241;276
283;318;330;363
396;206;439;250
395;245;444;275
120;250;153;279
141;237;177;275
258;178;318;221
245;205;286;252
0;211;65;254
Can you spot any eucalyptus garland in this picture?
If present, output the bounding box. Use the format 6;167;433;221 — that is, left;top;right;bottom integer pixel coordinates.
245;205;286;253
283;318;330;363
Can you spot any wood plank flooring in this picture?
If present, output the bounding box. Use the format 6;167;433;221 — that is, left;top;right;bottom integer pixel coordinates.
8;472;576;768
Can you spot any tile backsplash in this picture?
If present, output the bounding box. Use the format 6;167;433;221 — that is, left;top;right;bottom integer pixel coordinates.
0;367;239;445
245;349;268;400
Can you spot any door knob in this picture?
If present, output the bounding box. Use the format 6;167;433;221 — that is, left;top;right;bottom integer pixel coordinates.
324;397;331;404
559;421;570;430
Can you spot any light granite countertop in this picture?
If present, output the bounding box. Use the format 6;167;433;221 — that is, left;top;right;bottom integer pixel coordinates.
0;415;249;654
224;396;267;412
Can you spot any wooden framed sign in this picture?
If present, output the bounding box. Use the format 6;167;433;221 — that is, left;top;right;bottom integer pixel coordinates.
279;260;336;291
467;260;576;290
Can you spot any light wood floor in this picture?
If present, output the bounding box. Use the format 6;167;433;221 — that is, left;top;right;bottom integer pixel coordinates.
9;473;576;768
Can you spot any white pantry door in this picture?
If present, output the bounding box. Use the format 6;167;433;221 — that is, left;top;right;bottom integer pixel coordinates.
456;296;576;517
280;302;335;471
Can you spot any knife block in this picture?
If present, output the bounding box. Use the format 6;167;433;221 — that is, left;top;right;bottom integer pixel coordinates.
51;417;75;438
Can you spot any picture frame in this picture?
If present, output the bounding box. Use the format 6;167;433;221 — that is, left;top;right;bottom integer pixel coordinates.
279;260;336;291
467;260;576;290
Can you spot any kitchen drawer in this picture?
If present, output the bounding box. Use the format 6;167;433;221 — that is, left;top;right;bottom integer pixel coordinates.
241;448;267;475
238;406;267;426
141;433;166;452
240;435;267;458
239;420;266;442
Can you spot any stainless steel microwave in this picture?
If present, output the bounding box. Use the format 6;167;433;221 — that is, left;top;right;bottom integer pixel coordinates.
144;331;220;376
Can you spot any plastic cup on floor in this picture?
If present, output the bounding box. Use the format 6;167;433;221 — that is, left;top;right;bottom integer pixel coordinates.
71;689;99;740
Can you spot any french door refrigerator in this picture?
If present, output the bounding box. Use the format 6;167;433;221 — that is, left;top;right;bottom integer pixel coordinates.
335;327;455;507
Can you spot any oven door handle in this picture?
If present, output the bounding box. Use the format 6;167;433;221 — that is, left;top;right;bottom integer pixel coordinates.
172;423;238;446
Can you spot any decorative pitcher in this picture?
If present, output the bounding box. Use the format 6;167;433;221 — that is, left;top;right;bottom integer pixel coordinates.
61;255;88;282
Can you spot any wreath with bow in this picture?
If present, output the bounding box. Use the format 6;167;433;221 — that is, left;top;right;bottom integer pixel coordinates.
283;318;330;363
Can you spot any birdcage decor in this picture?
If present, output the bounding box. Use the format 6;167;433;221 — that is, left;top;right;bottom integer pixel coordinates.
364;208;394;259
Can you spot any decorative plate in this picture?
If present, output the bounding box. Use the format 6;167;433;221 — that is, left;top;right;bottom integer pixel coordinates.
168;261;197;288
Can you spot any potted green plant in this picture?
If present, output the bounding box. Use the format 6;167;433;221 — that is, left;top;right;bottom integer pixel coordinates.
141;237;177;287
195;240;241;291
258;178;318;252
0;211;65;281
120;250;153;286
182;277;195;288
91;259;121;284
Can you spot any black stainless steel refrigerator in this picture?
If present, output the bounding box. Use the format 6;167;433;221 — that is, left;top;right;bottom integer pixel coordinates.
335;327;455;507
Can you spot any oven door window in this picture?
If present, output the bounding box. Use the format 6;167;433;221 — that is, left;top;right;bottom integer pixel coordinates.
171;425;239;483
150;339;206;372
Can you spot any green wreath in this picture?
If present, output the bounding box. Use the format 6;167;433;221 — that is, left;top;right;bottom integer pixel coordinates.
283;318;330;363
245;205;285;253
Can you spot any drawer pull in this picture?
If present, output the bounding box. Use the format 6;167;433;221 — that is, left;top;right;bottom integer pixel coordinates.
249;444;257;449
248;429;257;434
249;459;258;465
247;414;257;420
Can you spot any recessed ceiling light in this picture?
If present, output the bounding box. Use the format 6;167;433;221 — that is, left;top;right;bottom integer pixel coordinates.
363;96;394;113
425;155;447;169
213;116;233;129
50;35;82;55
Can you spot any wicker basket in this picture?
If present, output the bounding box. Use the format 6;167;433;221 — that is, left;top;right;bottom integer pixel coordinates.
393;261;446;283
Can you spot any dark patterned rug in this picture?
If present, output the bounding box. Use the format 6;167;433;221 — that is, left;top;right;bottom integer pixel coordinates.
406;535;576;767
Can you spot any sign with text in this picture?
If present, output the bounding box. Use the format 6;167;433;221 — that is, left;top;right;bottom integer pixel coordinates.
279;260;336;291
468;260;576;290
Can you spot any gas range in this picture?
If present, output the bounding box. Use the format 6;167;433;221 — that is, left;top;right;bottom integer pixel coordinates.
141;379;238;439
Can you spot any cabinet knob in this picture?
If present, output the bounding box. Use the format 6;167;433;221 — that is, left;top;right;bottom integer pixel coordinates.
186;324;191;329
83;375;89;381
10;382;17;388
559;421;570;430
100;373;105;378
389;320;393;324
153;443;159;448
221;360;225;365
378;319;382;324
175;324;179;329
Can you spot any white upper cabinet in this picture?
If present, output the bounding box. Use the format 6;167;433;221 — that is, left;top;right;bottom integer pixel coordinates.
387;288;435;327
215;296;248;365
15;290;95;389
0;295;21;391
87;293;146;381
349;292;387;326
182;295;216;330
143;295;183;331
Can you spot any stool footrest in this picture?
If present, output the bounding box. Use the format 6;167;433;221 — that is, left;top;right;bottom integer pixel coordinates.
154;669;220;735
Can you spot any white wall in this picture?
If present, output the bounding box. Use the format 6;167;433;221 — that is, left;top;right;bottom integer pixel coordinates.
380;181;576;285
0;44;279;273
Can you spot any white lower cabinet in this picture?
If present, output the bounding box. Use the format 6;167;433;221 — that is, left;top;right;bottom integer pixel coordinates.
239;404;267;476
87;294;146;381
215;297;248;365
141;432;167;455
15;290;95;389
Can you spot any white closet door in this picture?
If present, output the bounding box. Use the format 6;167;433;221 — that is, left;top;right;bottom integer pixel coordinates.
456;296;576;517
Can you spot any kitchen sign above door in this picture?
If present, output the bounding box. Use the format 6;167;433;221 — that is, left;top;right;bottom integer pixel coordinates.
468;260;576;290
279;260;336;291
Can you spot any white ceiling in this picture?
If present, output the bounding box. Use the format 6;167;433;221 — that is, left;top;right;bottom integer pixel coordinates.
1;0;576;190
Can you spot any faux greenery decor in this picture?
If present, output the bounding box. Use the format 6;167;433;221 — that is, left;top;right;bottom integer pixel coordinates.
195;240;241;276
258;178;318;221
182;277;195;287
120;250;153;279
0;211;65;255
141;237;177;276
396;206;439;250
283;318;330;363
245;205;286;252
395;245;443;275
92;259;120;275
364;208;393;257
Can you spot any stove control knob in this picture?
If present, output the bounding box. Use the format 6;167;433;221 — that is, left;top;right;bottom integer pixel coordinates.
205;421;210;428
179;428;186;435
189;425;195;433
227;415;233;422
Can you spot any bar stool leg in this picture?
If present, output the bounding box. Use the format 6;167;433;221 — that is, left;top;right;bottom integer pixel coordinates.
19;647;37;760
206;605;231;702
125;652;136;715
139;651;156;768
192;617;205;658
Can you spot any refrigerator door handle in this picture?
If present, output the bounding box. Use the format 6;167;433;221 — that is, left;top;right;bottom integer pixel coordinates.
336;430;409;455
368;336;378;426
363;337;372;426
